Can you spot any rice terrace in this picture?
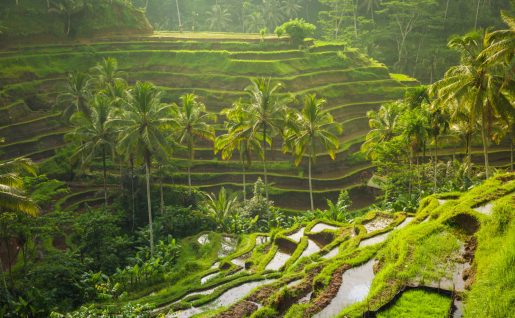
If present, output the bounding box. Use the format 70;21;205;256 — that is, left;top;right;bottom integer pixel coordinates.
0;1;513;317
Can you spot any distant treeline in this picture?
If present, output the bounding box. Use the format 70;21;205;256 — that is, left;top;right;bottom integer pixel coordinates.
135;0;514;83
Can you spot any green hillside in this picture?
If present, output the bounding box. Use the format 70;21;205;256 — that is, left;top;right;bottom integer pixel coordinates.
60;172;514;317
0;0;152;44
0;32;424;211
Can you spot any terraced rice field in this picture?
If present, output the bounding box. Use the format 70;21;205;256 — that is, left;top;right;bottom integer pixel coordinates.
108;174;514;317
0;33;511;211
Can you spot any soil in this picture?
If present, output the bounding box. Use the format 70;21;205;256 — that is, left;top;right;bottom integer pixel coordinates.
307;232;335;247
305;264;351;317
447;213;480;235
213;300;258;318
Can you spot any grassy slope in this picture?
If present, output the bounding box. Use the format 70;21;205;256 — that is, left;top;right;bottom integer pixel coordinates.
89;173;513;318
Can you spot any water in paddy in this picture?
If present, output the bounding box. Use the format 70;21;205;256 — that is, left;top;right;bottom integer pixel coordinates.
359;232;390;247
452;298;463;318
231;257;246;267
255;235;270;245
438;199;448;205
364;217;392;233
168;279;275;318
360;216;414;247
201;272;219;285
299;239;321;259
265;250;291;271
218;236;237;257
313;259;376;318
287;227;305;242
473;202;494;215
197;234;209;245
396;217;414;229
322;247;340;259
311;223;338;233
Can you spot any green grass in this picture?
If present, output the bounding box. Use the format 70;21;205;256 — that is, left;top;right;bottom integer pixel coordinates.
376;289;452;318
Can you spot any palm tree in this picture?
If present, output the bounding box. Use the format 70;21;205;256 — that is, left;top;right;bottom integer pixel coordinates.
431;31;513;178
203;187;238;233
57;71;91;120
286;94;342;211
261;0;283;31
428;106;450;192
173;93;216;194
215;101;262;200
361;102;402;160
0;157;38;216
281;0;302;19
66;94;116;207
116;82;174;257
206;4;231;31
244;78;289;200
0;154;38;291
244;11;265;33
90;57;125;91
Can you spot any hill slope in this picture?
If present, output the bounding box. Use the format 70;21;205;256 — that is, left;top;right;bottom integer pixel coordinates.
73;173;514;317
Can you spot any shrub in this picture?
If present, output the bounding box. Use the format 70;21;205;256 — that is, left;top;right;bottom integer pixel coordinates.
276;19;316;46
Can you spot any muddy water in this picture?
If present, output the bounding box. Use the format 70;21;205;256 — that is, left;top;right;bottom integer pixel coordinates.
396;217;414;230
287;227;305;243
218;236;237;258
231;257;246;267
299;239;321;259
256;235;270;245
201;272;219;285
197;234;209;245
322;247;340;259
265;250;291;271
205;279;276;309
313;259;376;318
359;232;390;247
474;202;494;215
364;217;392;233
168;279;276;318
311;223;338;233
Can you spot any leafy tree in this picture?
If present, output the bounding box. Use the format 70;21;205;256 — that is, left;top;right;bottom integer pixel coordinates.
115;82;174;257
244;78;289;200
431;30;513;178
203;187;238;232
325;190;352;222
66;94;116;206
276;18;316;45
206;4;231;31
0;156;38;216
90;57;125;92
281;0;302;19
172;93;216;193
361;102;401;160
215;101;262;200
48;0;86;37
56;72;91;120
286;94;342;211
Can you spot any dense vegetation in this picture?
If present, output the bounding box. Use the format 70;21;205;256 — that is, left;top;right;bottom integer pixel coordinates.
0;1;513;318
134;0;514;82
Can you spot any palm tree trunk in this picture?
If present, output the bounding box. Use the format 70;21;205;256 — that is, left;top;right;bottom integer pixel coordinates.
262;125;269;200
242;157;247;201
145;159;154;257
160;176;164;215
443;0;450;28
130;158;135;232
511;124;514;172
188;144;193;195
481;117;490;178
308;156;314;211
474;0;481;30
102;147;108;207
175;0;183;32
433;135;438;193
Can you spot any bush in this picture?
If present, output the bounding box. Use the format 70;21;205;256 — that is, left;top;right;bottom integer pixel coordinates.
276;19;316;45
154;206;216;239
